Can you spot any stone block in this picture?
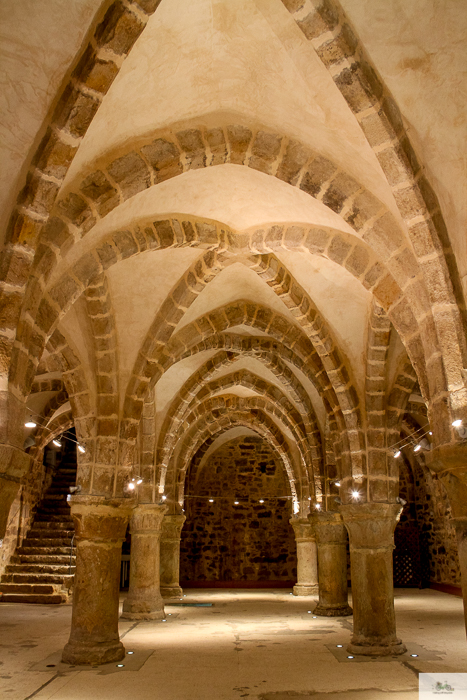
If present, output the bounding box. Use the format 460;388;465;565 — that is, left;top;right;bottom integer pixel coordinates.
205;128;227;165
323;172;360;214
296;1;339;40
327;235;351;265
19;174;59;218
56;193;95;232
394;185;426;220
176;129;206;169
107;151;150;200
300;157;336;197
249;131;282;174
359;109;395;149
345;245;369;277
94;1;145;55
34;129;78;180
54;85;100;138
112;230;139;259
80;170;120;217
73;252;102;287
141;138;182;182
226;125;252;165
276;140;311;185
316;29;354;68
334;64;376;114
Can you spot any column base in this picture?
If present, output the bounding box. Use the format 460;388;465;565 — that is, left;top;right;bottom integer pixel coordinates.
293;584;319;596
62;639;125;665
161;586;183;598
347;639;406;657
121;597;165;620
120;609;165;620
314;603;353;617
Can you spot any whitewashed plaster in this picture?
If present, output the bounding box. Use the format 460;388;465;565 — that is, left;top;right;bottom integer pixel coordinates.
173;262;303;335
106;247;204;401
154;349;219;434
341;0;467;303
49;164;357;289
62;0;402;221
278;249;370;396
0;0;103;247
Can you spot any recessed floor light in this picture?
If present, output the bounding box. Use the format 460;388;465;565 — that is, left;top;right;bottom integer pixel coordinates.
347;656;354;659
312;616;317;619
117;664;124;667
127;651;134;655
411;654;418;657
336;645;343;648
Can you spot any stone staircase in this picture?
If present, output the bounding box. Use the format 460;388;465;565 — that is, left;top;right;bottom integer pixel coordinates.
0;446;77;604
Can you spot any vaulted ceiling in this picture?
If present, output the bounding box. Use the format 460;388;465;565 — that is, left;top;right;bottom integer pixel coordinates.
2;0;466;511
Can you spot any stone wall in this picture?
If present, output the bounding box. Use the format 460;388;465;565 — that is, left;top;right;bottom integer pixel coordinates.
180;436;297;583
395;456;461;588
0;447;55;577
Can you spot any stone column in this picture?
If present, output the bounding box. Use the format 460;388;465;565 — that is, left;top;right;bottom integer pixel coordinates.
160;514;186;598
290;518;318;596
62;496;133;665
340;502;406;656
122;503;167;620
310;510;352;616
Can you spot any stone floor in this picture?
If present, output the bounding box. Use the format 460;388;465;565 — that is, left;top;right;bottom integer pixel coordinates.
0;588;466;700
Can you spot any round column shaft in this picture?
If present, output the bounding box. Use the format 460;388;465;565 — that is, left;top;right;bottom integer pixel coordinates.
122;503;167;620
160;514;186;598
62;496;133;666
340;502;406;656
310;510;352;616
290;518;318;596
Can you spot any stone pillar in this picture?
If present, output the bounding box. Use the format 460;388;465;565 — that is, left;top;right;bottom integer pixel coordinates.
160;514;186;598
62;496;133;665
290;518;318;596
310;510;352;616
0;391;31;539
122;503;167;620
340;502;406;656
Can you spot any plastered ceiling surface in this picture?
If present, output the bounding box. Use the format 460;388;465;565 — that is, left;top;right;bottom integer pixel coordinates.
4;0;462;498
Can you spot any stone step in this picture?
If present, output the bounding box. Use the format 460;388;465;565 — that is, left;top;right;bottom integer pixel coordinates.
0;592;67;604
29;521;74;531
23;537;74;548
11;554;75;565
0;582;56;594
17;546;73;556
2;572;74;585
34;513;73;522
36;510;71;519
6;563;75;575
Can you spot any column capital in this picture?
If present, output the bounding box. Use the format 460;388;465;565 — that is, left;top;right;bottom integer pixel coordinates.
310;510;347;545
289;517;315;541
161;513;186;540
339;503;402;550
68;495;136;541
130;503;167;535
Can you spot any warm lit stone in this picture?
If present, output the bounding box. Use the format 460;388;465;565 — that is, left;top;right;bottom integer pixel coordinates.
62;496;134;666
340;502;406;656
121;503;167;620
290;518;318;596
160;513;186;598
310;511;352;616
